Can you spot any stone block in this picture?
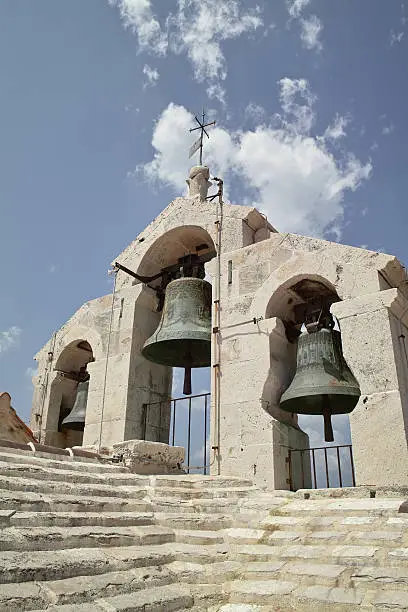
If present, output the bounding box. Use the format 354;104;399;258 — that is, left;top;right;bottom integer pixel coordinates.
372;589;408;608
113;440;184;474
297;585;364;606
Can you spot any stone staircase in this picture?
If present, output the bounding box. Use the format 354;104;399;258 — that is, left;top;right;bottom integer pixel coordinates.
0;445;407;611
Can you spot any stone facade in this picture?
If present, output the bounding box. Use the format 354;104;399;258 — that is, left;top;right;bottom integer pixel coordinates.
30;165;408;489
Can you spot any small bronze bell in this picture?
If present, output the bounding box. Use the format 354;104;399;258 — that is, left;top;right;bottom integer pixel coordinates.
142;277;212;395
61;380;89;431
280;313;360;442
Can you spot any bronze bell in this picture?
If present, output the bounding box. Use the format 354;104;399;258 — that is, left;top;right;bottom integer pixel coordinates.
61;380;89;431
142;277;212;395
280;316;360;442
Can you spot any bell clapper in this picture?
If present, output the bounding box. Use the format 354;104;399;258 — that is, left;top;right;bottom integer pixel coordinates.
183;366;192;396
322;395;334;442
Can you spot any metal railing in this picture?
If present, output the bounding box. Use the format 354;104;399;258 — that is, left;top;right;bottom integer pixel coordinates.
142;392;211;474
288;444;356;491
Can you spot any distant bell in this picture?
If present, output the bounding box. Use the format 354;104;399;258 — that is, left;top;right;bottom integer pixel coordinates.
61;380;89;431
142;277;212;395
280;326;360;442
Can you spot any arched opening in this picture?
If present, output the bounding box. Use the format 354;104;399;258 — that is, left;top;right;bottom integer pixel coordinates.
46;340;94;448
265;275;356;487
133;226;215;466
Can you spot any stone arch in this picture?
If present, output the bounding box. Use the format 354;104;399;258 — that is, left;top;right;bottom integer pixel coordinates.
45;337;96;449
136;225;216;280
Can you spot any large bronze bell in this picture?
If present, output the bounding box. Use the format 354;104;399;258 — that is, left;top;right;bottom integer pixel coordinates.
61;380;89;431
142;277;212;395
280;317;360;442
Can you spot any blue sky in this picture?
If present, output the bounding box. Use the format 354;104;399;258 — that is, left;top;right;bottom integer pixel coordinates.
0;0;407;455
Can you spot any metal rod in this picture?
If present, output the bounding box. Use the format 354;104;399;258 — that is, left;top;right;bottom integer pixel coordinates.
349;445;356;487
337;446;343;488
300;450;305;489
172;400;176;446
187;397;192;474
222;316;263;330
288;450;293;491
147;392;210;406
312;449;317;489
204;395;208;475
142;404;148;440
324;447;330;488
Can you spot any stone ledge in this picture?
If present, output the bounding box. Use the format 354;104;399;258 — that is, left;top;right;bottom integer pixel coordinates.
113;440;185;475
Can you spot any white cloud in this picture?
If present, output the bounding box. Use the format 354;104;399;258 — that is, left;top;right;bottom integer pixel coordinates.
138;78;372;239
25;366;37;378
286;1;323;53
206;83;226;106
49;264;57;274
300;15;323;51
279;77;316;134
382;123;395;136
361;207;368;217
323;114;349;142
245;103;266;123
111;0;263;103
108;0;167;54
143;63;160;88
287;0;311;19
0;326;22;354
390;30;404;45
167;0;262;82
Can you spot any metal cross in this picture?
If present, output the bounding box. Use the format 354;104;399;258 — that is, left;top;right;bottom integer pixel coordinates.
189;108;216;166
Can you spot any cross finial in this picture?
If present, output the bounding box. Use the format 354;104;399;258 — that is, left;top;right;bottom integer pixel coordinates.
189;108;216;166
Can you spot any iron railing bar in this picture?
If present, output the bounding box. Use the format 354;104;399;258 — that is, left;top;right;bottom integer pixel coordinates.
171;400;176;446
204;394;208;475
290;444;352;452
324;447;330;488
312;449;317;489
337;446;343;488
187;397;192;474
288;450;293;491
349;445;356;487
146;392;210;406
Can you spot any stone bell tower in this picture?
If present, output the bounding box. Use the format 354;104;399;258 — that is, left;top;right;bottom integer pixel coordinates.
30;163;408;489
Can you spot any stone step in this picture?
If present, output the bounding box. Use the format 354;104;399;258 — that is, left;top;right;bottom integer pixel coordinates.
0;474;148;499
0;490;152;513
176;530;225;545
153;476;255;490
224;529;265;545
229;580;367;611
231;543;389;566
92;583;194;612
0;565;175;611
9;511;155;528
258;514;408;531
171;542;229;565
30;583;194;612
152;487;255;500
156;512;232;531
0;525;174;551
153;498;286;516
0;450;129;474
0;461;149;486
168;560;241;584
278;498;405;516
351;564;408;590
0;544;173;583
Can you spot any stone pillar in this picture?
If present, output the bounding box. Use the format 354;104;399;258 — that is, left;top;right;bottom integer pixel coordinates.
212;317;310;489
82;286;172;448
332;288;408;486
